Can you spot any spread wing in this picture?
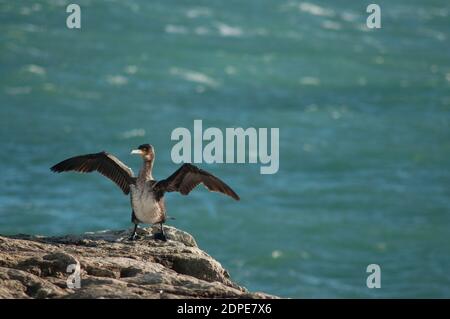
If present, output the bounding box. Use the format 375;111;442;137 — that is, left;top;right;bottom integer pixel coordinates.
155;163;240;200
50;151;135;195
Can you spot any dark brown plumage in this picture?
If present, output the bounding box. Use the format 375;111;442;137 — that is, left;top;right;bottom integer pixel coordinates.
155;163;240;201
50;152;135;195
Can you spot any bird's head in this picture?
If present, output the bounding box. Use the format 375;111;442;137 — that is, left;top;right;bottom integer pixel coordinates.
131;144;155;161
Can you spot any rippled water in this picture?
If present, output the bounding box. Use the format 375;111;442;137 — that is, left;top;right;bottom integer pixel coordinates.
1;0;449;298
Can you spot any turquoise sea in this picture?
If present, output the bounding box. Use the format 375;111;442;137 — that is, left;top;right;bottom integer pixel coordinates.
1;0;449;298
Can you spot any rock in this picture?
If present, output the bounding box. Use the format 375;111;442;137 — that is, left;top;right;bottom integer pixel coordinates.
0;225;276;299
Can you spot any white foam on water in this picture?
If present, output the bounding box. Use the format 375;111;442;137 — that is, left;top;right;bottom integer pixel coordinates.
215;22;243;37
271;250;283;259
24;64;46;76
124;65;138;75
298;2;334;17
170;67;219;87
106;75;128;86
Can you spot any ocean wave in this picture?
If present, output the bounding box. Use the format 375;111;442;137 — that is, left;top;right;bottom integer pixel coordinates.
105;75;128;86
23;64;46;76
124;65;138;75
170;67;219;87
298;2;334;17
215;22;243;37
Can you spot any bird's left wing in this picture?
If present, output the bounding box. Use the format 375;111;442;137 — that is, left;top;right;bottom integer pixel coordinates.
154;163;240;200
50;151;135;195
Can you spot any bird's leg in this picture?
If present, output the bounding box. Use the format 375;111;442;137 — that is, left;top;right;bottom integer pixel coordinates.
128;224;140;241
154;222;167;241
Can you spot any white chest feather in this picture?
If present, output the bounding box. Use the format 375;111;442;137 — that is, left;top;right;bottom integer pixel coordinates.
130;185;162;224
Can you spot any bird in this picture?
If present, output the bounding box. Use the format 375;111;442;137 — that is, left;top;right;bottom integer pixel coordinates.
50;144;240;241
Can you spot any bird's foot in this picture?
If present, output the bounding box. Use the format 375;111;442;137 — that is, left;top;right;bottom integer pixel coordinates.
128;232;142;241
154;232;167;242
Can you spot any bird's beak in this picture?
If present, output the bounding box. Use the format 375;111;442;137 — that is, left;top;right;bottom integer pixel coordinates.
131;149;143;155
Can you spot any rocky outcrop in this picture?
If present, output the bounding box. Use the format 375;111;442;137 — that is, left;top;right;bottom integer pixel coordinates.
0;226;275;299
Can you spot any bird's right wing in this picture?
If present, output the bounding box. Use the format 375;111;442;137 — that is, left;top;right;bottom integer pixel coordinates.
50;152;135;195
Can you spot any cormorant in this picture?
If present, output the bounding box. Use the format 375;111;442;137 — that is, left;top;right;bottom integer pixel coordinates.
50;144;240;241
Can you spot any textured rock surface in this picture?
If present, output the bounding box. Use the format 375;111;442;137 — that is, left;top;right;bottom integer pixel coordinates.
0;226;276;299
